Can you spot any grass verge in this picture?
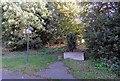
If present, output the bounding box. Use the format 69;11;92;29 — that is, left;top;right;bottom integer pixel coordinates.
2;47;65;73
63;59;118;79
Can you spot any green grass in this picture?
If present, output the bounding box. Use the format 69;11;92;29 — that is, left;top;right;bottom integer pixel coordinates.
63;59;117;79
3;46;118;79
38;46;65;55
2;47;65;73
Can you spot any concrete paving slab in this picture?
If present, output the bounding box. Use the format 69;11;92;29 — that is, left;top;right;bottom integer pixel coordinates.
64;52;84;61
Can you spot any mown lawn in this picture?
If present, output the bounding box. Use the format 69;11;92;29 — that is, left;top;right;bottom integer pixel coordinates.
2;47;65;73
63;59;118;79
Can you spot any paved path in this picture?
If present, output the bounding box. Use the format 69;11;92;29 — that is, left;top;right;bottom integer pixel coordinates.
2;61;75;79
36;61;75;79
2;69;43;79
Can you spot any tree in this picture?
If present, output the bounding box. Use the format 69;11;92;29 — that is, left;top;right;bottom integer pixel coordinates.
46;2;85;49
81;2;120;76
67;32;76;52
2;2;51;51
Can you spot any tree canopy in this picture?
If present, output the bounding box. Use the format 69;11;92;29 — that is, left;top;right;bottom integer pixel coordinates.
1;2;85;50
2;2;51;50
82;2;120;76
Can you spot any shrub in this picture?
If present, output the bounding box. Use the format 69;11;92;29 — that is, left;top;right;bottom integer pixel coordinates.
84;14;120;76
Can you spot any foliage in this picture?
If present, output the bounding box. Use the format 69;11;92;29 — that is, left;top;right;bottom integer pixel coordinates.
83;2;120;76
2;2;86;50
2;2;51;51
46;2;85;41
